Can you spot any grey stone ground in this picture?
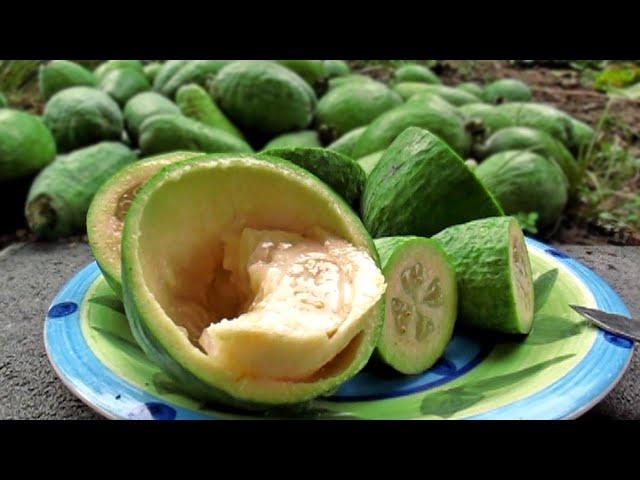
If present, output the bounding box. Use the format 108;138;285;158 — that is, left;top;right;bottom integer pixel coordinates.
0;242;638;420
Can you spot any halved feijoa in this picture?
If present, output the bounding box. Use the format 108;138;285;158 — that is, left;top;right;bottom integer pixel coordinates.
121;154;386;409
86;151;205;298
433;216;534;334
374;236;457;374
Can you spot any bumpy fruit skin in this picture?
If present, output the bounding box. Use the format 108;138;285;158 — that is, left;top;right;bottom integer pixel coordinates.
276;60;327;89
143;62;162;83
393;83;480;105
393;64;441;85
317;80;402;138
482;78;532;104
99;67;150;107
326;126;366;157
95;60;144;81
374;236;457;374
324;60;350;78
25;142;136;239
138;113;253;156
458;103;514;136
475;150;568;228
497;102;576;148
476;126;579;190
261;130;320;150
87;151;204;298
175;83;244;140
352;103;472;158
259;147;366;209
120;154;384;409
123;91;180;143
212;61;316;136
433;216;534;334
0;109;56;181
362;127;503;238
0;91;6;108
38;60;97;101
457;82;484;97
154;60;230;99
357;150;384;176
43;86;123;152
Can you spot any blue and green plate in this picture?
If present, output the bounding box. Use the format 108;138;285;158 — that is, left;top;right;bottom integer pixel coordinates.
44;238;634;420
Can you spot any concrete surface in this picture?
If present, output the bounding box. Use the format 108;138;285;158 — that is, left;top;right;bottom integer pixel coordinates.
0;242;638;420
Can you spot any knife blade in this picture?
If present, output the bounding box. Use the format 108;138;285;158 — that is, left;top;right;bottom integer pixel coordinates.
570;305;640;343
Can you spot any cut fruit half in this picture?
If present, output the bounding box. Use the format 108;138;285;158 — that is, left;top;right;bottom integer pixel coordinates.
433;216;534;334
374;236;457;374
86;151;205;297
120;154;386;409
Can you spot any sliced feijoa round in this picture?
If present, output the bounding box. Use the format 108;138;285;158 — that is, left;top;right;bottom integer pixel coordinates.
374;236;457;374
121;154;386;409
86;151;205;298
433;216;534;334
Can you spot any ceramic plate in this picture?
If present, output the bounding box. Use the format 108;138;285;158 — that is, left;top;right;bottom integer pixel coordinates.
44;238;634;420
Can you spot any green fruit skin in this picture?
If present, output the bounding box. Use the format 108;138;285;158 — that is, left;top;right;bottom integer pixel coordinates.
212;61;316;136
0;109;57;181
328;74;373;91
143;62;162;83
433;216;532;334
259;147;366;209
326;126;366;157
373;236;457;374
275;60;327;88
459;103;514;135
497;102;575;148
477;126;579;190
393;83;480;105
123;91;181;142
155;60;230;99
38;60;97;101
317;80;402;137
357;150;384;176
457;82;484;97
324;60;350;78
138;114;253;156
120;154;384;409
87;151;205;299
475;150;568;228
152;60;189;91
393;64;441;85
99;67;150;107
482;78;532;104
95;60;144;81
176;83;245;140
0;91;6;108
568;118;595;153
352;103;472;158
25;142;136;238
261;130;321;150
405;92;464;118
43;86;123;152
362;127;503;238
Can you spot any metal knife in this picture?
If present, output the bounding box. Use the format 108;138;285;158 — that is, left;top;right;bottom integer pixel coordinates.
570;305;640;343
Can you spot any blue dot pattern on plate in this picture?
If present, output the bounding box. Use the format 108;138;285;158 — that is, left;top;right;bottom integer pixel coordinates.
603;331;633;349
128;402;177;420
48;301;78;318
545;248;570;259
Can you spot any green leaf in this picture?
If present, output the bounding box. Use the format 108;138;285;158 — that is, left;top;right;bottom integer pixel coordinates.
420;387;485;418
526;315;585;345
89;295;125;315
533;268;559;312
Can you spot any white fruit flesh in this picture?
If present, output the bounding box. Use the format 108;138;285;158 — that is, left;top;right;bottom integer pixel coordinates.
509;221;535;332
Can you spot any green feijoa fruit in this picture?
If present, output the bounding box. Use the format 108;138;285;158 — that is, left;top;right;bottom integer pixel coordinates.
212;61;316;136
99;67;151;107
324;60;350;78
276;60;327;90
87;151;205;298
433;216;534;334
176;83;244;140
374;236;457;374
143;62;163;83
393;83;480;105
456;82;484;98
458;103;514;136
25;142;136;239
95;60;144;81
38;60;97;101
43;86;123;152
152;60;189;91
393;64;441;85
259;146;366;208
326;126;367;157
405;92;464;119
316;80;402;138
138;114;253;156
123;91;181;143
482;78;532;104
474;150;568;228
156;60;230;99
261;130;321;150
328;74;374;91
497;102;575;148
357;150;385;176
361;127;503;237
0;109;57;181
